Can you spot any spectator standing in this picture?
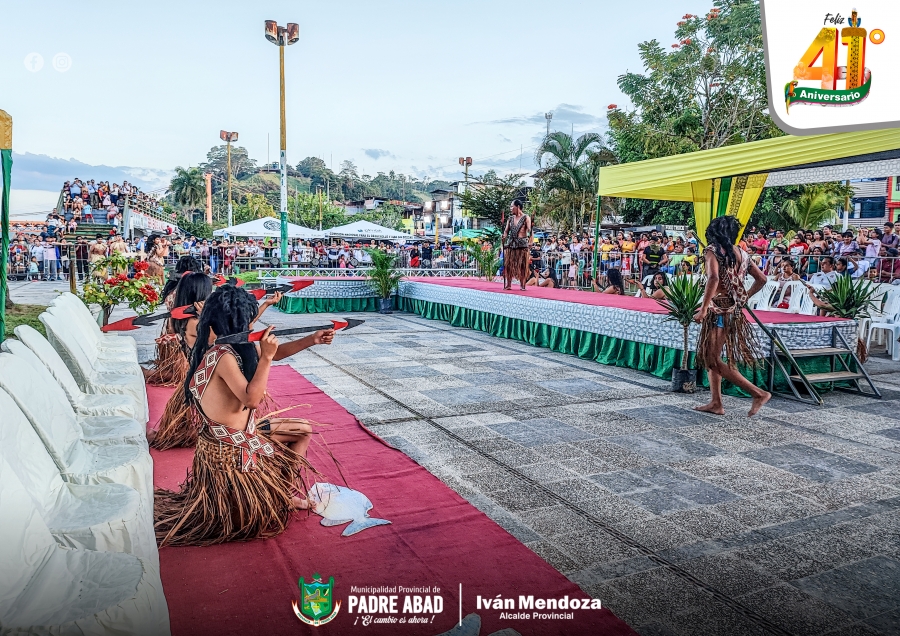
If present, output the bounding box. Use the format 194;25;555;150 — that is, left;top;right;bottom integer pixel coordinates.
882;222;899;250
836;231;860;257
858;228;882;266
75;237;89;281
42;239;60;281
640;236;667;279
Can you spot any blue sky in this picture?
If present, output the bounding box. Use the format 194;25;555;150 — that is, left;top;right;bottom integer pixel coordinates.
1;0;693;194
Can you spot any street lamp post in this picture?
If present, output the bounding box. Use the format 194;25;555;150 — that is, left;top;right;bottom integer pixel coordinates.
545;112;553;137
264;20;299;263
220;131;239;228
458;156;472;228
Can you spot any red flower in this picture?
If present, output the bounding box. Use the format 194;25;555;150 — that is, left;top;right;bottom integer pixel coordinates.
117;272;128;281
133;272;144;280
677;21;685;26
683;39;692;45
607;104;618;110
105;277;117;286
133;261;149;272
672;44;680;48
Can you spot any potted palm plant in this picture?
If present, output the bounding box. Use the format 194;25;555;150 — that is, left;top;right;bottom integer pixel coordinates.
364;248;403;314
655;274;705;392
810;274;882;360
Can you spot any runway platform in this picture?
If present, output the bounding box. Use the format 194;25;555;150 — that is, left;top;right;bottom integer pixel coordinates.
276;277;855;383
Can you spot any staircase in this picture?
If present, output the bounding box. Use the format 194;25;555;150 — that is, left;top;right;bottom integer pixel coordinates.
749;309;881;406
64;223;116;241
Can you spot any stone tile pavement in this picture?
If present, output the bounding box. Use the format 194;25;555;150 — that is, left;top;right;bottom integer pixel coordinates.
11;281;900;635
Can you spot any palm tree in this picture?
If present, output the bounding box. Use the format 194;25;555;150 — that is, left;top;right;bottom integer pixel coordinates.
169;167;206;216
534;132;617;233
780;184;841;229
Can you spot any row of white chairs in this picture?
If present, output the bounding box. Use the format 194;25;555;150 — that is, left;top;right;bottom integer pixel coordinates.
0;294;169;634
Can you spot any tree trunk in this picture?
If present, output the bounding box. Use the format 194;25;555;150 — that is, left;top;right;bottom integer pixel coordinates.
682;324;690;370
4;295;13;311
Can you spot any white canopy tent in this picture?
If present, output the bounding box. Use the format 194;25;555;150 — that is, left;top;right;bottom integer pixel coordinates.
213;218;325;240
325;220;416;242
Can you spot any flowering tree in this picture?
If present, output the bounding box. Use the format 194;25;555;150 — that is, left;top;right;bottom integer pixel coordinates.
81;254;161;325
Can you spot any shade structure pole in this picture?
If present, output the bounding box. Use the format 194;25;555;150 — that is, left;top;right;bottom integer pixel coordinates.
0;109;12;341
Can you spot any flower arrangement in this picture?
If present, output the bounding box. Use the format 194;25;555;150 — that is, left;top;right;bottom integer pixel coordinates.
81;254;161;325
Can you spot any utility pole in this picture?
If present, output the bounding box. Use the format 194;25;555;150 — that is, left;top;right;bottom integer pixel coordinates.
219;131;238;227
204;172;212;224
316;184;324;231
265;20;299;263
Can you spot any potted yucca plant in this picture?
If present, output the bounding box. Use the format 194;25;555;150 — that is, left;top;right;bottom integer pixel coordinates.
364;248;403;314
655;274;705;392
810;274;882;360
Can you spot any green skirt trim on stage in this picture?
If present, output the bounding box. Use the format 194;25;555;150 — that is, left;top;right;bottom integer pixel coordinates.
278;296;380;314
397;296;843;397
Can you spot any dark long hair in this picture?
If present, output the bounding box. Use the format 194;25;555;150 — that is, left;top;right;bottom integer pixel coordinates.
606;268;625;294
184;284;259;403
705;216;741;268
161;256;203;300
171;272;212;342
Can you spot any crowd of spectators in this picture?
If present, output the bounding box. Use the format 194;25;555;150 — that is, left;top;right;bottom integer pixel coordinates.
59;178;160;232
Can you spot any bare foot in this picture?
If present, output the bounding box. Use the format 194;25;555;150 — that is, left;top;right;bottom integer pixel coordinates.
694;403;725;415
748;391;771;418
292;495;312;510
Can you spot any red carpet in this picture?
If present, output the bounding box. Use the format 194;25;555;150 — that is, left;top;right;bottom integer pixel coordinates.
149;368;636;636
404;277;843;325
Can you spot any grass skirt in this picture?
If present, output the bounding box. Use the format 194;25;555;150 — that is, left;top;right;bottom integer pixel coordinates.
151;386;201;450
154;428;307;547
697;296;760;370
145;329;188;387
504;247;529;286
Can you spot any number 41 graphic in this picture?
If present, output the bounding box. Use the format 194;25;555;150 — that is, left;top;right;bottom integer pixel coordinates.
795;10;885;91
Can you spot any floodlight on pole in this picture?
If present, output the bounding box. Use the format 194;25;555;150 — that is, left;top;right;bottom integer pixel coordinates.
264;20;299;263
458;156;473;228
220;130;238;228
545;112;553;137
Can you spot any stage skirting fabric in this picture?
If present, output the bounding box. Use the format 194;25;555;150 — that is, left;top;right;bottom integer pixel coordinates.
276;278;379;314
394;280;856;395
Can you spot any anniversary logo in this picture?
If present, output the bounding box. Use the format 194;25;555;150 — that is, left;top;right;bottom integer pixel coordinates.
783;9;884;113
762;1;898;134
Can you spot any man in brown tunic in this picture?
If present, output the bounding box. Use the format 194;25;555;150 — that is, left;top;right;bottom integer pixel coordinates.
502;199;532;290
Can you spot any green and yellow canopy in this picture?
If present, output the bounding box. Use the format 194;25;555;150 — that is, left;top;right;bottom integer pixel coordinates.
598;129;900;241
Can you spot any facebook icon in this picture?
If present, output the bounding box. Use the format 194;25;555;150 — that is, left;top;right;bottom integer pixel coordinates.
24;53;44;72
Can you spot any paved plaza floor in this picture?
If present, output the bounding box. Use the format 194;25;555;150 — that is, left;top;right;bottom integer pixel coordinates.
11;279;900;636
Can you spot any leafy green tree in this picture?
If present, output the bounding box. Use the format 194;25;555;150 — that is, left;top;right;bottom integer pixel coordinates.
232;193;276;224
170;167;206;217
354;203;406;231
202;145;257;181
459;172;527;228
534;132;617;233
607;0;782;226
288;191;347;230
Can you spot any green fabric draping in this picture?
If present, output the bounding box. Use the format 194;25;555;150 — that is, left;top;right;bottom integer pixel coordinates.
0;149;12;340
278;295;381;314
397;295;836;396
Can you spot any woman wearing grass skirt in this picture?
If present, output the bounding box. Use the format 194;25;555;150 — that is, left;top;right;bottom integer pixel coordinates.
145;257;203;387
155;285;334;546
693;216;771;418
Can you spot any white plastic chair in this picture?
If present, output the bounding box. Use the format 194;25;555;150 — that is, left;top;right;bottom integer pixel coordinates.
39;313;149;423
0;453;170;635
798;287;818;315
54;291;138;353
748;280;778;310
866;293;900;361
0;340;146;449
42;311;144;377
46;304;138;363
6;328;137;420
0;354;153;507
764;281;804;313
0;390;157;566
